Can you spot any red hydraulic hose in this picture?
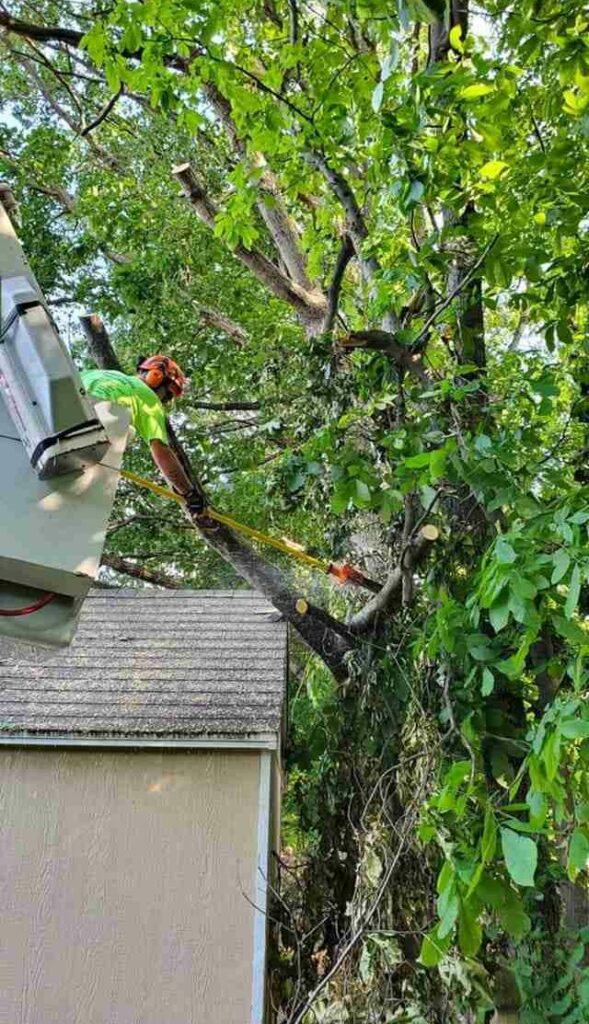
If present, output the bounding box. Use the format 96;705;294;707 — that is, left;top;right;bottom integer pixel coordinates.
0;591;57;617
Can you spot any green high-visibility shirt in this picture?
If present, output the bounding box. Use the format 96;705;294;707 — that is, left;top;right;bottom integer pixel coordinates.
81;369;168;445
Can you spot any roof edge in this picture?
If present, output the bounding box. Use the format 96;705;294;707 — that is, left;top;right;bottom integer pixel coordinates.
0;733;278;751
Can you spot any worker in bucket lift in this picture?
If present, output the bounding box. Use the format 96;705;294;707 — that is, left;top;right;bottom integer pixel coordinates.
81;356;205;513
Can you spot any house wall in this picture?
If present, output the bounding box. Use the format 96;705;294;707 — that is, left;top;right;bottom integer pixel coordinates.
0;747;261;1024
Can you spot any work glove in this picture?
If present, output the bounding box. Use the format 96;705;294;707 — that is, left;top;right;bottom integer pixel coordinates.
183;486;207;515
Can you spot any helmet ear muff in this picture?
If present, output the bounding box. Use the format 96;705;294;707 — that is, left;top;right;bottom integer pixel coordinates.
137;354;186;396
141;366;165;389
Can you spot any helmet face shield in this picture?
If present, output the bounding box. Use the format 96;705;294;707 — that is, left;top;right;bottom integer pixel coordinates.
137;355;187;397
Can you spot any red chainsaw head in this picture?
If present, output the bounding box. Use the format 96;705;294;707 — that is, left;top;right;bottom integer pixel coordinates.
136;355;187;399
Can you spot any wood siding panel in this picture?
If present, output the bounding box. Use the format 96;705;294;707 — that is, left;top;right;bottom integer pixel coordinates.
0;749;260;1024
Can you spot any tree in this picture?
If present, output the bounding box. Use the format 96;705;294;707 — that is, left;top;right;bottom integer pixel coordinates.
1;1;588;1019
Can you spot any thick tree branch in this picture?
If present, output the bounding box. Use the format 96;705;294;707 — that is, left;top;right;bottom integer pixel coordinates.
428;0;468;64
0;10;188;72
347;531;434;634
83;312;356;675
80;313;122;371
172;161;327;334
0;11;84;47
304;150;379;285
341;330;429;383
324;234;354;335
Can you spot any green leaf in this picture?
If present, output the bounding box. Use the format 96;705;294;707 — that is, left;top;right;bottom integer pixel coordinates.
355;479;372;503
436;861;455;894
480;160;509;180
501;828;538;887
460;82;494;100
564;563;581;619
418;925;451;967
121;23;142;52
481;805;497;863
438;891;459;938
407;179;425;205
541;729;561;781
372;80;384;113
449;24;464;53
561;719;589;740
458;908;482;956
563;89;589;116
498;901;531;939
489;596;510;633
552;615;589;646
551;548;570;584
511;576;537;600
567;829;589;880
481;668;495;696
404;452;431;469
528;790;547;828
478;873;508;908
496;537;517;564
429;447;447;480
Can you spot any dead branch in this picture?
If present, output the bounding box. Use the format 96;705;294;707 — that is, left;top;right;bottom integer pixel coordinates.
190;400;260;411
196;305;249;346
100;553;184;588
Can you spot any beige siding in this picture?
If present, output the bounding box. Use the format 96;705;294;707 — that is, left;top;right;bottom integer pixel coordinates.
0;748;261;1024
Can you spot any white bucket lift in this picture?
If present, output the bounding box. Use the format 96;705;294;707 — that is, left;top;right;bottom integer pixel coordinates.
0;185;129;647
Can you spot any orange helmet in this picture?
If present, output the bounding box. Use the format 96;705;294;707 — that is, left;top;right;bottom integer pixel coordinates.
137;355;186;397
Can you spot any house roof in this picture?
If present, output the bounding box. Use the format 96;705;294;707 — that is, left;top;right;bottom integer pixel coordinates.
0;589;287;745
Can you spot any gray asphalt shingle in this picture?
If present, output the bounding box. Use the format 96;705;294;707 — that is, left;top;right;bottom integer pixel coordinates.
0;589;287;740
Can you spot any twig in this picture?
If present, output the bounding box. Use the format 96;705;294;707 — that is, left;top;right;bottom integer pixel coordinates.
411;234;499;349
288;780;428;1024
81;84;124;136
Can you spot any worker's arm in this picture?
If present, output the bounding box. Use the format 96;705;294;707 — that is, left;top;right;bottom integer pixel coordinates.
150;439;195;497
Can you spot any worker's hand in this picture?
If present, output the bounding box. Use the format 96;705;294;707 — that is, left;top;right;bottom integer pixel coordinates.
184;487;207;516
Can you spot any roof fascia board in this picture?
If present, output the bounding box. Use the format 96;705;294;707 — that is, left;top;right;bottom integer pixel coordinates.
0;733;277;751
